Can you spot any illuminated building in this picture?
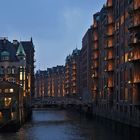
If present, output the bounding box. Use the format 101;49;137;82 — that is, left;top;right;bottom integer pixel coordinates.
0;37;34;127
18;38;35;97
92;13;100;103
65;49;80;98
80;27;93;102
91;0;140;127
35;70;48;98
46;66;65;97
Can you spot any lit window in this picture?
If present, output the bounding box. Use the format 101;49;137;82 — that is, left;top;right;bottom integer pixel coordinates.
0;111;2;120
5;89;9;93
10;88;14;93
11;67;16;74
4;98;11;107
20;71;23;80
0;89;2;93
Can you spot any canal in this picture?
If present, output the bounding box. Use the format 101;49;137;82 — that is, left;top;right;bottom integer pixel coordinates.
0;109;139;140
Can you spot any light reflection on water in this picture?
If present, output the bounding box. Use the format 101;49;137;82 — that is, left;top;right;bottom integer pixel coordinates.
0;109;139;140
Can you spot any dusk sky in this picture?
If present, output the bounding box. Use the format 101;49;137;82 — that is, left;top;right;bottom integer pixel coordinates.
0;0;106;70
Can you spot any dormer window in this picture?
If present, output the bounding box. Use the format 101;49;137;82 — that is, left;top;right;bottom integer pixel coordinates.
1;51;10;61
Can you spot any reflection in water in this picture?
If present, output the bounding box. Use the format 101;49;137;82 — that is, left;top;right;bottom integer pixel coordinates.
0;108;139;140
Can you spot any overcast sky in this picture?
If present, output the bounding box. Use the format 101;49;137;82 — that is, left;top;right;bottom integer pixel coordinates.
0;0;106;70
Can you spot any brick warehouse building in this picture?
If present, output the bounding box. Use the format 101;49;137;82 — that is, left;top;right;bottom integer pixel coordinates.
46;66;65;97
34;0;140;127
80;27;93;102
65;49;81;98
35;70;48;98
91;0;140;127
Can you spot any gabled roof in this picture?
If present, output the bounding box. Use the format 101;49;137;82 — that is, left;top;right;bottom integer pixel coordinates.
16;43;26;56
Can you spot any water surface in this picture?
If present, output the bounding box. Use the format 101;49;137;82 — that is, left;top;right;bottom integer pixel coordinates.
0;109;139;140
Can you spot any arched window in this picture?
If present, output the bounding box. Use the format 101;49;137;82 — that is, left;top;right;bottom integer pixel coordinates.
7;66;11;74
0;67;4;74
11;66;16;74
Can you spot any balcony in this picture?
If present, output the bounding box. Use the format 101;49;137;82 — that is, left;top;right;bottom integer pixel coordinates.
92;72;98;78
93;43;98;50
128;22;140;31
104;51;114;60
72;83;76;87
133;75;140;83
128;48;140;63
72;73;76;77
72;66;76;70
93;38;98;43
104;62;114;72
128;5;140;14
105;32;114;38
65;70;69;74
128;70;140;84
93;53;99;60
93;23;98;30
71;77;76;82
104;44;114;49
92;61;98;69
93;85;98;91
105;16;114;26
65;85;70;88
128;37;140;47
108;78;114;88
65;80;69;84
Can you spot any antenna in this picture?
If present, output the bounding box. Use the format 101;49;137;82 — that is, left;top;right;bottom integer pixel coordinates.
76;44;77;49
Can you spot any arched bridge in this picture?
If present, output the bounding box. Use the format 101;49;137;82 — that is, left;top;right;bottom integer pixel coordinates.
31;97;93;112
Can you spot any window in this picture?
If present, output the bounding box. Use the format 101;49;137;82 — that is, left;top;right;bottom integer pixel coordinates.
11;67;16;74
0;67;4;74
120;15;124;25
2;56;9;61
125;88;128;101
0;111;2;120
0;89;2;93
4;98;11;107
5;89;9;93
20;71;23;80
7;67;11;74
10;88;14;93
134;15;140;26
